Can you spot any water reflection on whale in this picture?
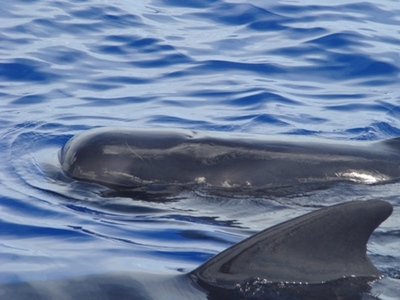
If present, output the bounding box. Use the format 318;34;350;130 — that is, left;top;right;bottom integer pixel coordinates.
0;200;393;300
59;127;400;199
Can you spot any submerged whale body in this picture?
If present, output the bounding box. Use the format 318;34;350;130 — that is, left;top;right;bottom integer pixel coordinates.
0;200;393;299
59;127;400;198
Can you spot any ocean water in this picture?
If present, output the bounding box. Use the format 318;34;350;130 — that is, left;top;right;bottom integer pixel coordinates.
0;0;399;298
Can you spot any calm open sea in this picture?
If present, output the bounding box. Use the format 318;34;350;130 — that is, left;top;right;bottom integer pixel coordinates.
0;0;399;298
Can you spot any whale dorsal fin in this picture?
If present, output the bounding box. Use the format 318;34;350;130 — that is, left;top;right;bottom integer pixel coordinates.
192;200;392;289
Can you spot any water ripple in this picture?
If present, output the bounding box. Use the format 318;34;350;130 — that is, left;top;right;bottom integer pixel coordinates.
0;0;399;296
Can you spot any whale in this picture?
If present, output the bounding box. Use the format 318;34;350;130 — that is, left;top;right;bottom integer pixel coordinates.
59;127;400;198
0;200;393;300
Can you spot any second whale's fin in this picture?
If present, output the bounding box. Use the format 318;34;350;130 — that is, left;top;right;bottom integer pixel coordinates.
191;200;393;290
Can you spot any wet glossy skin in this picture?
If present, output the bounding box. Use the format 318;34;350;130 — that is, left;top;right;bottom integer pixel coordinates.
59;127;400;197
0;200;393;300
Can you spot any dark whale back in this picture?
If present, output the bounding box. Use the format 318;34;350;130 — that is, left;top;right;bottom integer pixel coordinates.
192;199;393;299
0;200;392;300
59;128;400;197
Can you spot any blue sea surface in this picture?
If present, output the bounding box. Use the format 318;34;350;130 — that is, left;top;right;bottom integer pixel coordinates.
0;0;399;298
